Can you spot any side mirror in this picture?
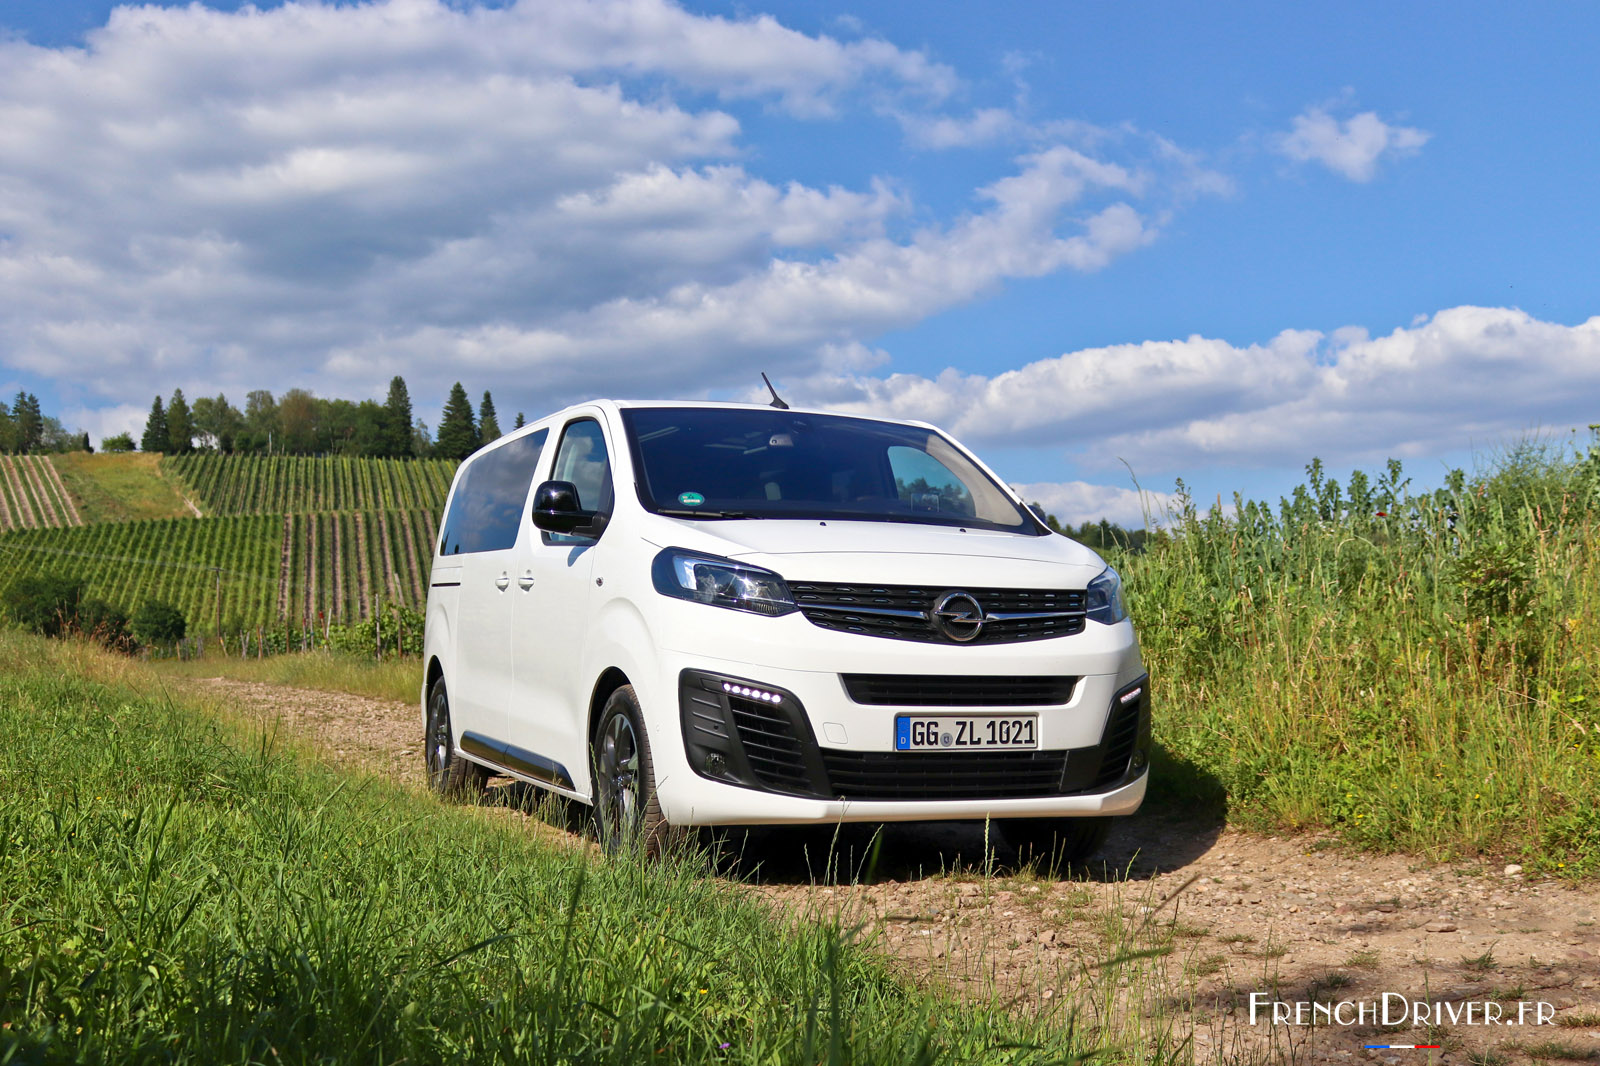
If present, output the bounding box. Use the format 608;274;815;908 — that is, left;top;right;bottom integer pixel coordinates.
531;480;600;534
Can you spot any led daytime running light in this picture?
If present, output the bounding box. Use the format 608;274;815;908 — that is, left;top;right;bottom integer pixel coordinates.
722;681;782;705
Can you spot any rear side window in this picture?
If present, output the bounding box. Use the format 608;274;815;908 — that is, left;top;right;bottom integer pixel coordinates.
437;429;549;555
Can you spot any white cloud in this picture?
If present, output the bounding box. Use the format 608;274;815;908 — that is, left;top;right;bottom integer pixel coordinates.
802;307;1600;474
0;0;1186;416
1276;105;1430;182
899;107;1020;149
1010;480;1174;529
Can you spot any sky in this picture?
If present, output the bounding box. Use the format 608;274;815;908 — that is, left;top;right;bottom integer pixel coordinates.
1;0;1596;525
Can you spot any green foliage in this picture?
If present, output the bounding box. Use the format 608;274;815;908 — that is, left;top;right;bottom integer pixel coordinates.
140;395;169;454
5;572;84;637
1;574;132;649
479;388;502;446
100;431;134;452
131;600;187;645
0;509;439;638
435;381;479;461
162;453;457;515
166;387;194;454
383;375;414;458
76;597;132;651
326;601;424;657
0;637;1098;1064
1125;428;1600;873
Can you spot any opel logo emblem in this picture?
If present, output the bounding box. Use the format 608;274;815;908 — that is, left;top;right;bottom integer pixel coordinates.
931;590;986;643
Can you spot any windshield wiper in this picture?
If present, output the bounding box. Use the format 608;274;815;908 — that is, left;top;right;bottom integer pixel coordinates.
655;508;764;519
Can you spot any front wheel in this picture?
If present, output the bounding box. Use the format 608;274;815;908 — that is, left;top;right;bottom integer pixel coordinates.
590;685;674;857
1002;816;1113;871
425;676;489;800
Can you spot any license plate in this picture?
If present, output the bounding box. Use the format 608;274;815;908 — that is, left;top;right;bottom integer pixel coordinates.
895;715;1038;751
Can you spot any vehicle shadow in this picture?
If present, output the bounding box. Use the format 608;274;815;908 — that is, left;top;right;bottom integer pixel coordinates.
706;741;1229;886
484;739;1229;887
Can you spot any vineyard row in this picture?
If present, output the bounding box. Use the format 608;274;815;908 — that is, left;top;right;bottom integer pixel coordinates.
0;510;438;631
163;454;458;517
0;455;83;531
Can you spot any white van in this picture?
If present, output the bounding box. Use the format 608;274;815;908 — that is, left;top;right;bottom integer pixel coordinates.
422;400;1149;861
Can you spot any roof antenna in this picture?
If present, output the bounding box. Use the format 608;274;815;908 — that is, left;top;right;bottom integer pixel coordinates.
761;372;790;410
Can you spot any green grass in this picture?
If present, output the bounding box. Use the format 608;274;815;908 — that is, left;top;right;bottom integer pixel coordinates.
149;647;422;703
0;632;1108;1064
1122;434;1600;874
52;452;195;523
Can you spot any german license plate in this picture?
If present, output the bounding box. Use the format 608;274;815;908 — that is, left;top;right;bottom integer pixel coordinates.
895;715;1038;751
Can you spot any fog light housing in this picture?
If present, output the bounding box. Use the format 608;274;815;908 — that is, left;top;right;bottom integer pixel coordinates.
705;751;727;775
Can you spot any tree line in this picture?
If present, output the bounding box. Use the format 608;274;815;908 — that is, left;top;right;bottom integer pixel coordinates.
132;379;522;461
0;391;91;454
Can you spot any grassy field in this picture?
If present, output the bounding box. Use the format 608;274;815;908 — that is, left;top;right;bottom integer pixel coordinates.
0;632;1120;1064
149;646;423;703
1122;436;1600;874
52;452;195;523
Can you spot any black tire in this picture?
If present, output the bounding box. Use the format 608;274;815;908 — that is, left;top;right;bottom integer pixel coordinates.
1002;817;1113;871
425;676;489;800
590;684;674;857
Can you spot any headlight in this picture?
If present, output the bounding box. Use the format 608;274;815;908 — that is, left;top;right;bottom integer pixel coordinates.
651;548;797;617
1085;566;1127;625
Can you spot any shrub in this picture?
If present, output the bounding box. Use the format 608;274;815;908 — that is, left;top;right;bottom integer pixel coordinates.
5;574;85;638
76;598;133;651
131;600;187;646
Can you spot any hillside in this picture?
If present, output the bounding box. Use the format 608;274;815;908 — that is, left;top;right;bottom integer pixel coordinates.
0;455;84;530
51;452;196;523
163;453;456;515
0;508;439;631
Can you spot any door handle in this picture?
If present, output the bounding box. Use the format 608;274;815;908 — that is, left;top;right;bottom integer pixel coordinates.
494;572;511;591
517;571;535;590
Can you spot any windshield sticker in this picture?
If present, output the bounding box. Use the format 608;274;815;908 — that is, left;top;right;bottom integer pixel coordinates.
677;492;705;507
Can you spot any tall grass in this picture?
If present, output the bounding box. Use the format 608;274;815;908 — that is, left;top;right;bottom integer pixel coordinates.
148;646;422;703
0;633;1112;1064
1123;431;1600;872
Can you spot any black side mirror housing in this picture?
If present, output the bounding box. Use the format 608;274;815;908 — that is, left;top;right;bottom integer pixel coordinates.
531;480;600;534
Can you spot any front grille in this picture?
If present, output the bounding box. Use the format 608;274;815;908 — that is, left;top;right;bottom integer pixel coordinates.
841;674;1077;706
790;582;1086;645
819;749;1069;801
726;693;811;793
1093;695;1142;789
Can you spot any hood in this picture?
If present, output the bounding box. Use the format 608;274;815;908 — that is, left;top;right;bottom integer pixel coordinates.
639;517;1106;588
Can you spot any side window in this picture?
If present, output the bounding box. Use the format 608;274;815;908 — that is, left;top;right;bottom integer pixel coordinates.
437;429;549;555
887;445;976;518
551;419;614;515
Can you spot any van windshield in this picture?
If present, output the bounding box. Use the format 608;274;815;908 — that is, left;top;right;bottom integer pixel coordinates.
621;408;1044;534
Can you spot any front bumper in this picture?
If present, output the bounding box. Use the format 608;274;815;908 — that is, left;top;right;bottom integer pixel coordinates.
660;668;1151;825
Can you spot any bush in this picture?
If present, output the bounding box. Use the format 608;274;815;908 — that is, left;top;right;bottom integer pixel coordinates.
76;598;133;651
131;600;186;646
5;574;85;638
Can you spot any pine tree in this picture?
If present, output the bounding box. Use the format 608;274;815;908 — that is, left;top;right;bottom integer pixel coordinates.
434;383;478;461
514;412;525;429
14;392;43;453
478;390;502;445
140;396;169;454
383;376;414;458
166;388;194;454
79;432;93;453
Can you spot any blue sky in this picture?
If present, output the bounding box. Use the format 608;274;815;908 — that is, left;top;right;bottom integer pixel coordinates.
1;0;1596;523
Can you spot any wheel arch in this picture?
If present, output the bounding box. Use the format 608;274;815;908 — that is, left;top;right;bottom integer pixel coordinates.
588;666;632;742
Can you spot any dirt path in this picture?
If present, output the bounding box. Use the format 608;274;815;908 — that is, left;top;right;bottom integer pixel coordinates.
192;677;1600;1064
